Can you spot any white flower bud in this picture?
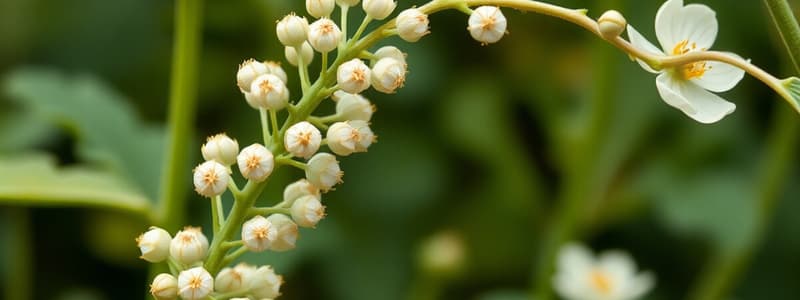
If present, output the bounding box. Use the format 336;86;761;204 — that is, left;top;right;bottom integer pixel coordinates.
264;61;288;85
308;18;342;53
468;6;507;44
276;14;309;47
373;46;406;65
177;267;214;300
249;266;283;299
396;8;430;42
349;120;375;152
137;226;172;263
285;121;322;159
169;227;209;265
237;143;274;182
242;215;277;252
371;57;406;94
291;195;326;228
305;152;342;191
214;267;246;293
283;179;321;205
337;59;372;94
285;42;315;67
193;160;229;197
237;59;269;93
326;121;358;156
336;0;359;6
234;263;258;288
201;133;239;166
362;0;396;20
150;273;178;300
597;10;626;39
333;91;374;121
307;0;335;18
266;214;299;251
245;74;289;110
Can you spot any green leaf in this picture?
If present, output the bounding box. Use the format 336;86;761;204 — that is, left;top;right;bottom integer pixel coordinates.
781;77;800;114
0;154;152;217
3;68;165;201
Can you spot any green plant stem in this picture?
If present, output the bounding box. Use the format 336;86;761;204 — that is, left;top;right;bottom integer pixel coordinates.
3;208;31;300
296;50;311;94
248;207;291;217
211;195;222;233
270;109;280;146
260;108;270;146
765;0;800;71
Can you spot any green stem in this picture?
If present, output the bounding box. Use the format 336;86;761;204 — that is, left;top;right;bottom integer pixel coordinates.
259;108;270;146
3;208;31;300
211;195;223;233
339;4;349;50
321;51;329;80
277;156;307;170
296;48;311;94
350;17;372;46
222;247;250;266
765;0;800;71
248;207;291;217
270;109;280;146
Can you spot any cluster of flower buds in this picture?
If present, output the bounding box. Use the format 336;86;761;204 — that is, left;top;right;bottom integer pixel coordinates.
148;263;283;300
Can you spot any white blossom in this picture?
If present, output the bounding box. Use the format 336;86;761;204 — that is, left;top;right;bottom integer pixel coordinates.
308;18;342;53
307;0;336;18
245;74;289;110
371;57;406;94
177;267;214;300
291;195;326;228
193;160;229;197
362;0;396;20
305;152;342;191
242;215;278;252
249;266;283;299
553;243;654;300
397;8;430;42
285;42;315;67
337;59;372;94
237;59;269;93
467;6;507;44
267;214;299;251
137;226;172;263
276;14;309;47
201;133;239;166
169;227;209;265
237;143;274;182
333;91;374;121
150;273;178;300
285;121;322;159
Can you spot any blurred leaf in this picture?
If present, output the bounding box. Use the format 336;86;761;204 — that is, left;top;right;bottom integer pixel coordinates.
476;290;530;300
0;154;152;217
0;109;52;152
3;68;164;201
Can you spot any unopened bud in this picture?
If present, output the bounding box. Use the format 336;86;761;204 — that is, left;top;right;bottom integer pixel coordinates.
371;57;406;94
333;91;374;121
396;8;430;42
245;74;289;110
193;160;229;197
177;267;214;300
337;59;372;94
291;195;326;228
267;214;299;251
362;0;396;20
242;215;277;252
285;121;322;159
467;6;507;44
308;18;342;53
283;179;321;206
597;10;626;39
307;0;335;18
249;266;283;299
169;227;209;265
201;133;239;166
285;42;315;66
137;226;172;263
237;143;274;182
305;152;342;191
150;273;178;300
276;14;310;47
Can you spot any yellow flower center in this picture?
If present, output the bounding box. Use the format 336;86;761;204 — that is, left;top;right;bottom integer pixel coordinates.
672;39;711;80
590;269;613;295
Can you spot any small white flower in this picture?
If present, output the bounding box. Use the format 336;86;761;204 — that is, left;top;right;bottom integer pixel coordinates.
266;214;299;251
233;263;258;288
245;74;290;110
326;121;359;156
214;267;246;293
337;0;359;6
276;14;310;47
308;18;342;53
598;10;627;39
627;0;745;123
285;42;315;67
468;6;507;44
337;59;372;94
285;121;322;159
237;59;269;93
283;179;321;205
237;143;274;182
249;265;284;299
373;46;406;65
291;195;326;228
396;8;430;42
193;160;229;197
136;226;172;263
362;0;396;20
349;120;375;152
307;0;335;19
150;273;178;300
201;133;239;166
553;243;654;300
333;91;374;121
242;215;277;252
371;57;406;94
169;226;209;265
264;61;288;85
305;152;343;191
177;267;214;300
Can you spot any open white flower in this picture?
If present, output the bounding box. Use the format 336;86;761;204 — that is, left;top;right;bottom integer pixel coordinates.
553;243;654;300
627;0;745;124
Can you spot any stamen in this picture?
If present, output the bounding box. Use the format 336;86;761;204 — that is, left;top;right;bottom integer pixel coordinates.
590;270;613;295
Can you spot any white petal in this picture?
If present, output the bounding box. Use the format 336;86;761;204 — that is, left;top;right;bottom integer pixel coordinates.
621;271;655;300
598;251;636;279
656;73;735;123
627;25;664;74
557;243;594;274
655;0;718;53
690;53;747;92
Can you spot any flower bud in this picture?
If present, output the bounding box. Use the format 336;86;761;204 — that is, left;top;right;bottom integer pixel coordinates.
467;6;507;44
201;133;239;166
177;267;214;300
371;57;406;94
333;91;374;121
266;214;299;251
285;42;315;67
337;59;372;94
193;160;229;197
373;46;406;65
597;10;626;39
137;226;172;263
234;263;258;288
237;143;274;182
249;266;283;299
308;18;342;53
291;195;326;228
336;0;359;6
215;267;246;293
418;231;465;277
170;227;209;265
245;74;289;110
237;59;269;93
305;152;342;191
283;179;321;205
285;121;322;159
326;121;359;156
242;215;277;252
396;8;430;42
349;120;375;152
362;0;396;20
307;0;335;18
277;14;309;47
150;273;178;300
264;61;288;85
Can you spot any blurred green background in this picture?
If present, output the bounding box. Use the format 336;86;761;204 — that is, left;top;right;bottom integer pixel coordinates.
0;0;799;299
